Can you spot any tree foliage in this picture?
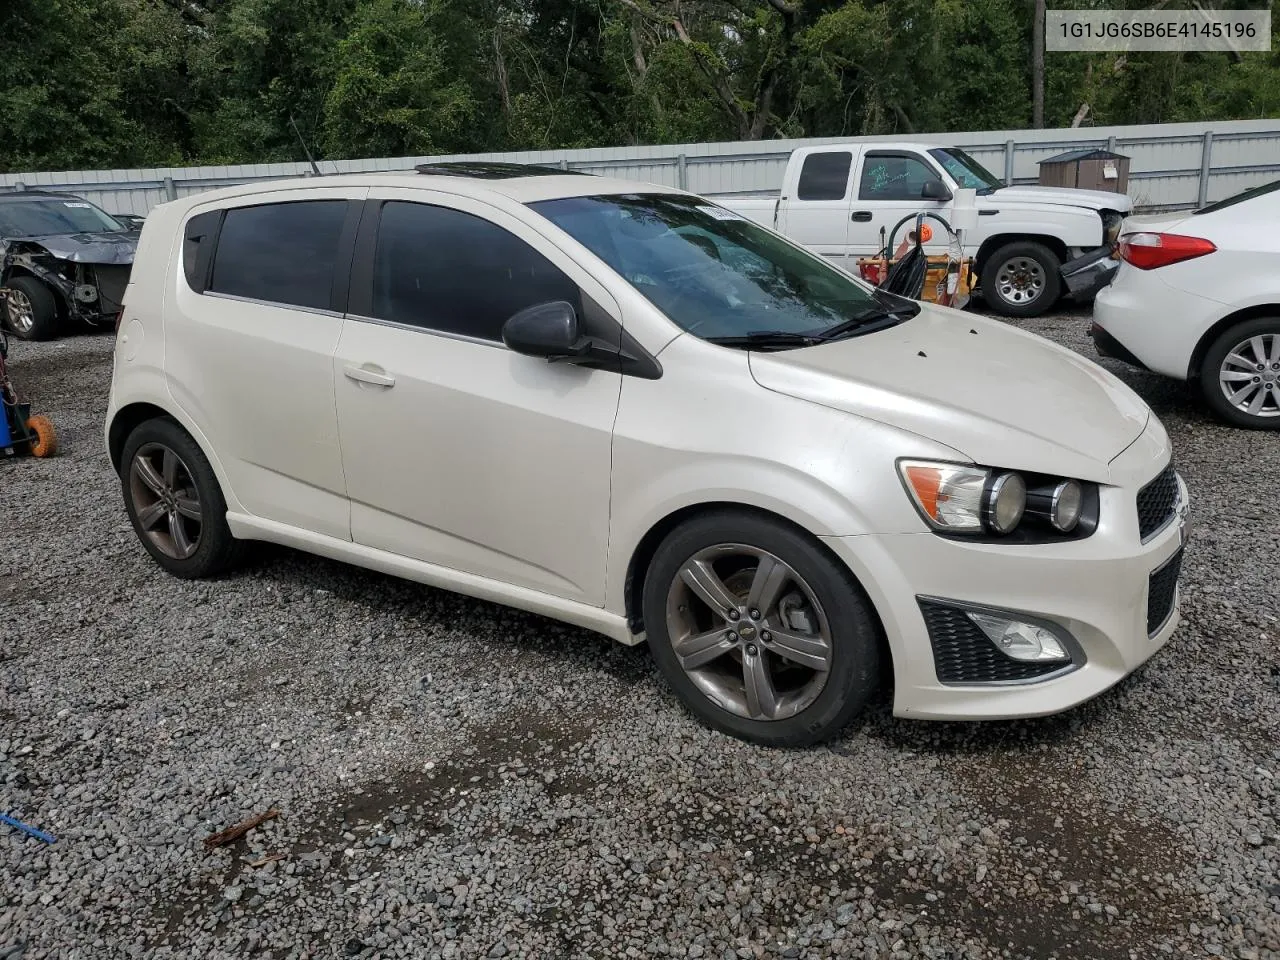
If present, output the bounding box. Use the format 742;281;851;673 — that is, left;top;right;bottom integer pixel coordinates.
1;0;1276;173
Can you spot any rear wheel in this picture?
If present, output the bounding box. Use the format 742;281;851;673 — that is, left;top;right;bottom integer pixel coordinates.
642;510;882;747
120;418;247;577
3;277;60;341
981;241;1061;317
1200;317;1280;429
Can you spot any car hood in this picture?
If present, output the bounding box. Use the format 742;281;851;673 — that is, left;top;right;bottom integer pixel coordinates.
16;231;138;265
748;307;1151;483
983;185;1132;213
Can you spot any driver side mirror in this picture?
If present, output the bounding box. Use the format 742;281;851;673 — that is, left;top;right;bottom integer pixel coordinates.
921;180;952;202
502;301;586;359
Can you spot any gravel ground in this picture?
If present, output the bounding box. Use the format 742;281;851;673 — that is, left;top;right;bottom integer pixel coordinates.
1;308;1277;960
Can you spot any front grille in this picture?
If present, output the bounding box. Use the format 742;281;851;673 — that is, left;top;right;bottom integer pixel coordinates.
1147;549;1183;635
919;600;1067;684
1136;464;1179;540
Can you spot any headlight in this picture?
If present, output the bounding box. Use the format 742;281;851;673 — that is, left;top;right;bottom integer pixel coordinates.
1102;210;1124;246
983;472;1026;534
900;461;1094;539
899;461;989;533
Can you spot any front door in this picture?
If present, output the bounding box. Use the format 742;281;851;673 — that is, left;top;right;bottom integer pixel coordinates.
847;151;953;257
332;191;620;605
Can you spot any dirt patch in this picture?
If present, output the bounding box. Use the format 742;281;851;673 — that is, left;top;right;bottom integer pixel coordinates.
895;750;1201;960
148;703;597;944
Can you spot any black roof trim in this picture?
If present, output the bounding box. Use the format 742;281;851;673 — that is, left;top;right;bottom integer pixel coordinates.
414;161;592;180
0;188;82;199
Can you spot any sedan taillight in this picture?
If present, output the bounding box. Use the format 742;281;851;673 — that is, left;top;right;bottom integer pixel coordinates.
1116;232;1216;270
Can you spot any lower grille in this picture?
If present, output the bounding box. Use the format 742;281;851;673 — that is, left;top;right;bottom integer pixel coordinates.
1136;464;1179;541
1147;549;1183;636
919;600;1067;684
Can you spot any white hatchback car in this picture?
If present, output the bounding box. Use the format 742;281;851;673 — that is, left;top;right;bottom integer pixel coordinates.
106;163;1189;746
1093;179;1280;429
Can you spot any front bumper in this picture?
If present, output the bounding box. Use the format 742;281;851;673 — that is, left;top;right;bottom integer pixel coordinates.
1062;247;1119;302
823;461;1189;721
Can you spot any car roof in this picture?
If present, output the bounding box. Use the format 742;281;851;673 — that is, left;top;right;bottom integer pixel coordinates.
169;167;689;215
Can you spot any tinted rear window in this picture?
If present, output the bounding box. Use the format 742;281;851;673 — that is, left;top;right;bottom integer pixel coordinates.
209;201;349;310
797;152;852;201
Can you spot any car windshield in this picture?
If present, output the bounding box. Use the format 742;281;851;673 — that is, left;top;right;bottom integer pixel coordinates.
0;197;124;237
1193;178;1280;215
928;148;1002;194
530;193;910;343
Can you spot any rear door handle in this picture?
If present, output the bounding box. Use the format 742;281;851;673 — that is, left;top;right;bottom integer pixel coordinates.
851;211;873;222
343;364;396;387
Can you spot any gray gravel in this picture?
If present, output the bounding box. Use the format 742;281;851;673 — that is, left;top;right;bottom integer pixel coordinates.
1;310;1277;960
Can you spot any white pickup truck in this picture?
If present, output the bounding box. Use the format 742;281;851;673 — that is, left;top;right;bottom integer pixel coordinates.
716;142;1132;317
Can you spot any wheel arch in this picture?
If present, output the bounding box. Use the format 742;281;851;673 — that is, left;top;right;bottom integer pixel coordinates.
622;501;892;680
975;234;1069;275
108;402;174;472
1187;303;1280;381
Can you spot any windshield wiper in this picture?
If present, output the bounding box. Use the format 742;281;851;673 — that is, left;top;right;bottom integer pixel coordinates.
817;303;916;342
704;330;825;350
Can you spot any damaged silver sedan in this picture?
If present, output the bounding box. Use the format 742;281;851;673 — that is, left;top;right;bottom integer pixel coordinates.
0;190;138;340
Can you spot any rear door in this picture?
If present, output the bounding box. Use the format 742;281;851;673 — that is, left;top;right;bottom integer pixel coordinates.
165;188;365;540
848;150;952;256
776;149;857;266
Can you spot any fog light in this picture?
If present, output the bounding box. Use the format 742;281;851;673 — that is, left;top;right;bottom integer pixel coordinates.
967;612;1070;662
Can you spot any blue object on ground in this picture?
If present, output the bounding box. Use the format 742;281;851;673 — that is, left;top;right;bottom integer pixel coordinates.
0;404;12;448
0;813;56;843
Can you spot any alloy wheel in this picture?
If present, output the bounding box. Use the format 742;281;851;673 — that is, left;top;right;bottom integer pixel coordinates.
664;544;833;722
1218;333;1280;419
995;256;1046;307
128;442;203;559
5;290;35;335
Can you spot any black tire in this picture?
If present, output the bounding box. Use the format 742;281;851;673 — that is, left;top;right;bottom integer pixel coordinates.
3;276;61;340
642;510;882;747
1199;316;1280;430
120;417;248;578
980;241;1062;318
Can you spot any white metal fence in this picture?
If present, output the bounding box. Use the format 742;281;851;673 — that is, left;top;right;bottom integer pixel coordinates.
2;118;1277;217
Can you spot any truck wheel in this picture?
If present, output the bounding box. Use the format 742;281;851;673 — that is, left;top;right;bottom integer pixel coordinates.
3;277;61;341
981;242;1061;318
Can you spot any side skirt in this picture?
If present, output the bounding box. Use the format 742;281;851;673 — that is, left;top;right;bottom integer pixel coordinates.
225;512;641;646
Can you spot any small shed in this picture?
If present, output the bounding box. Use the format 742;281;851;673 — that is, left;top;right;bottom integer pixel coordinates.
1038;148;1130;193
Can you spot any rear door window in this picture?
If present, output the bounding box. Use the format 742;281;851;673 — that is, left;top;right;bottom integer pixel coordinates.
209;200;349;311
369;201;580;342
797;152;853;201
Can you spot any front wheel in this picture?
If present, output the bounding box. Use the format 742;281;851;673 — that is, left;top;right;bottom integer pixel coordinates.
980;242;1062;318
1200;317;1280;429
642;510;882;747
3;277;60;340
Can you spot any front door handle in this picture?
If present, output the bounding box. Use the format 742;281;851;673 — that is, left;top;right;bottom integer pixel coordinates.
851;211;873;222
343;364;396;387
